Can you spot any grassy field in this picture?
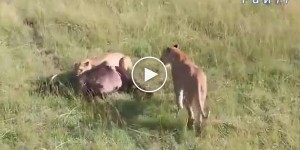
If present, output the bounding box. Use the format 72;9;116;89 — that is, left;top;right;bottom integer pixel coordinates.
1;0;300;149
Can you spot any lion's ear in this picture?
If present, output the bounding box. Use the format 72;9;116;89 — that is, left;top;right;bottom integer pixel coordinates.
165;47;171;53
84;60;90;66
74;62;79;68
173;44;178;48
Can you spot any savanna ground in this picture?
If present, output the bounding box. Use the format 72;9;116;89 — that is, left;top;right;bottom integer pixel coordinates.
1;0;300;149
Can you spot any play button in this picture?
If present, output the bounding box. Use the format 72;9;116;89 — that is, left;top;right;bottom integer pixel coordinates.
144;68;158;82
131;56;167;93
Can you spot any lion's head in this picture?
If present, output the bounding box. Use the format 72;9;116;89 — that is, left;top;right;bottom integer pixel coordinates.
73;59;93;76
160;44;187;65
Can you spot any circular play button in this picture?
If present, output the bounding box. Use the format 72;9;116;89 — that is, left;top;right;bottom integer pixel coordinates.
131;56;167;93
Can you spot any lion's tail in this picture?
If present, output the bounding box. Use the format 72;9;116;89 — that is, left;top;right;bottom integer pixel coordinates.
50;74;59;83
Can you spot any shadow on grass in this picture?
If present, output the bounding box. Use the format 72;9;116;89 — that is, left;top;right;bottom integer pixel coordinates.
79;95;162;126
78;95;189;146
29;69;163;127
29;70;80;100
29;70;190;144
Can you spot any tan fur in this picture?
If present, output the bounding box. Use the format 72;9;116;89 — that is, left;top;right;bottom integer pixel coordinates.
119;56;133;71
160;44;210;135
74;52;133;76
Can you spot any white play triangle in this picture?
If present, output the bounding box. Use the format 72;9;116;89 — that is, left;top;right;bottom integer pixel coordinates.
144;68;158;82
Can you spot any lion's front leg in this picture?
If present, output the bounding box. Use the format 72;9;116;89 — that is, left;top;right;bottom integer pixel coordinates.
174;88;184;117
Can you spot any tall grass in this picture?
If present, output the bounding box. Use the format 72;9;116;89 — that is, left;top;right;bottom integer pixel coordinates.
0;0;300;149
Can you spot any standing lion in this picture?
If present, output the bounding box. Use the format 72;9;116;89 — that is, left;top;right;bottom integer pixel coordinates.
160;44;210;135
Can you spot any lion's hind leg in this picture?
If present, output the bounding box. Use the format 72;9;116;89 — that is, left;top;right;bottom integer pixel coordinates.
191;99;204;137
186;104;194;130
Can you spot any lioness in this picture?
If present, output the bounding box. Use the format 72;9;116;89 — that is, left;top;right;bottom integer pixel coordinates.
73;52;133;76
160;44;210;135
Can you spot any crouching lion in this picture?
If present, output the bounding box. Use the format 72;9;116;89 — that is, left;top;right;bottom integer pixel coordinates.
160;44;210;136
73;52;133;76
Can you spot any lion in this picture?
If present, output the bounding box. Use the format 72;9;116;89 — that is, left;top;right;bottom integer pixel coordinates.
73;52;133;76
160;44;210;135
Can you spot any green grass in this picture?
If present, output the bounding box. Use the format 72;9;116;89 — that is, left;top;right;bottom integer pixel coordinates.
1;0;300;149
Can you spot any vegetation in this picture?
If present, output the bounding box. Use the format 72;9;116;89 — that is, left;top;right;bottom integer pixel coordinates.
0;0;300;149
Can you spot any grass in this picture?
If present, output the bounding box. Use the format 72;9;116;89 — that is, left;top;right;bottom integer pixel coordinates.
1;0;300;149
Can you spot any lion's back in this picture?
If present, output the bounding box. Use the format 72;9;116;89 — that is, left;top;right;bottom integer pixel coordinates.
171;59;206;95
91;52;125;67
